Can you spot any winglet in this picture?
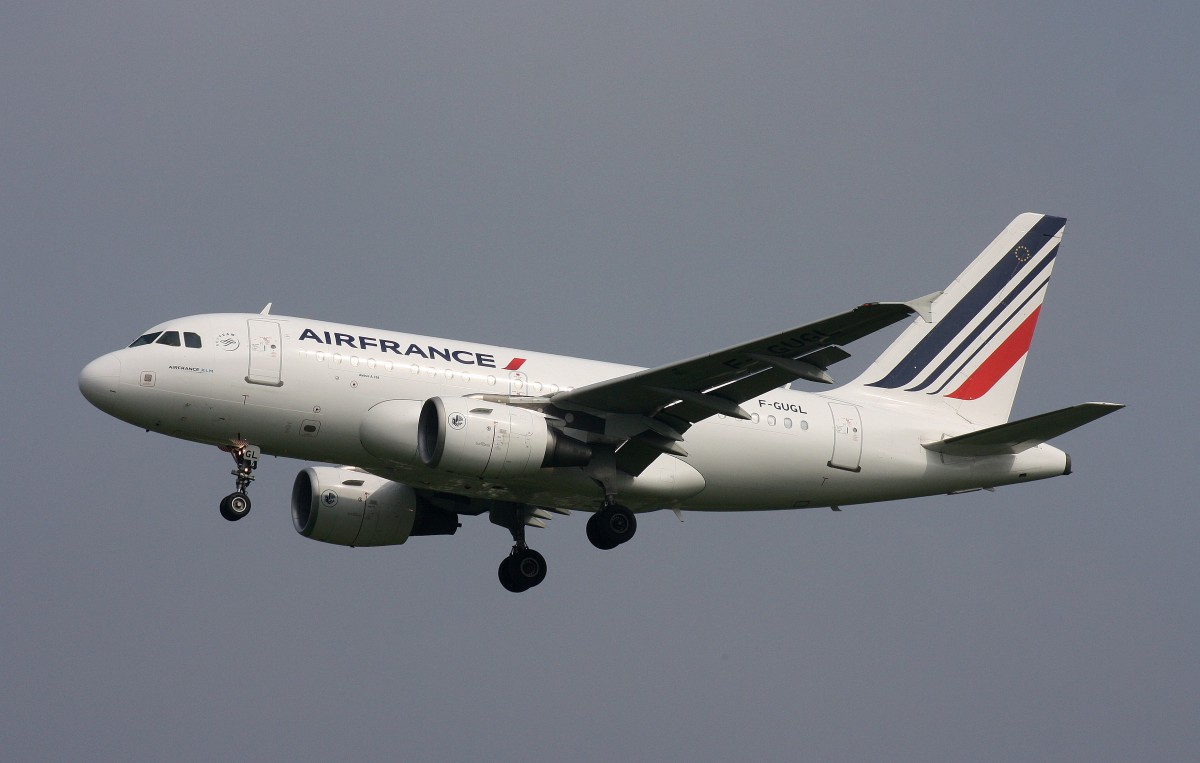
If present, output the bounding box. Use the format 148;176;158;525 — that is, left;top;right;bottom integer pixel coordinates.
904;291;941;323
874;292;939;324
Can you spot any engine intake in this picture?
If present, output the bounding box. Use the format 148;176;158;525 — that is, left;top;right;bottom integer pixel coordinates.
291;467;458;547
418;397;592;478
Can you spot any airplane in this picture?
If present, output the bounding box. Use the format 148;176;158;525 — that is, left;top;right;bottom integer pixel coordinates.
79;213;1122;592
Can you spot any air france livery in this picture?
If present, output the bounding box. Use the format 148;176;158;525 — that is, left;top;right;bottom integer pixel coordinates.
80;214;1122;591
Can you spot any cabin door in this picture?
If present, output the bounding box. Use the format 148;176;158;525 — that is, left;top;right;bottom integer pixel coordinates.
246;319;283;387
827;402;863;472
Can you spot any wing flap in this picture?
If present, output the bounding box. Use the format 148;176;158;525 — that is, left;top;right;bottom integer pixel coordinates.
554;301;916;475
553;300;918;477
554;301;914;418
923;402;1124;456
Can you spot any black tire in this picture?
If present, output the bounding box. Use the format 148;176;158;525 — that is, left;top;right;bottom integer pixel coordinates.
586;512;620;550
499;554;540;593
511;548;547;589
604;505;636;543
588;505;636;548
219;491;251;522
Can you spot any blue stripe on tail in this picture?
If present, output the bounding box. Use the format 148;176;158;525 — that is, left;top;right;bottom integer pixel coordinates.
867;215;1064;390
905;249;1057;392
928;276;1051;395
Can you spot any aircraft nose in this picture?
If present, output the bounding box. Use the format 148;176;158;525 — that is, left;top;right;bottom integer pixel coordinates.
79;353;121;410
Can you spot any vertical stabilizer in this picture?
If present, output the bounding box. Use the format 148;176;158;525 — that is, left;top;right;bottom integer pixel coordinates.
846;213;1066;425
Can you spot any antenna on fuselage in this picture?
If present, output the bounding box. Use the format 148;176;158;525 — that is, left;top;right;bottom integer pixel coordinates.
260;303;273;315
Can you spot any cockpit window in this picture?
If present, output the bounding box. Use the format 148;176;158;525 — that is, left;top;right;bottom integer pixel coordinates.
129;332;162;347
128;329;203;348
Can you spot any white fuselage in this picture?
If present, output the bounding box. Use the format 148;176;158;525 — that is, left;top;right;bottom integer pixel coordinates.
80;312;1070;514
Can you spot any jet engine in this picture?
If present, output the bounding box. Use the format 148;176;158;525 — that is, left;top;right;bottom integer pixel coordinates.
417;397;592;479
291;467;458;547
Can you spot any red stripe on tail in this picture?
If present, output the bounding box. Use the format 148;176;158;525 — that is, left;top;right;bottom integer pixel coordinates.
946;307;1042;401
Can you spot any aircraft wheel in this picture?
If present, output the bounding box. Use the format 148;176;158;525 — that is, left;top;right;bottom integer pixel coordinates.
513;548;547;588
586;512;620;550
498;549;546;592
498;557;523;592
219;491;251;522
494;556;523;592
588;505;636;549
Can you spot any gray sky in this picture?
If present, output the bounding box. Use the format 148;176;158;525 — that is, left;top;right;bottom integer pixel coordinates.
3;2;1197;760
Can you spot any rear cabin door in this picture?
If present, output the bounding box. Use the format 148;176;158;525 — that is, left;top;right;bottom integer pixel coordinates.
246;319;283;386
827;401;863;472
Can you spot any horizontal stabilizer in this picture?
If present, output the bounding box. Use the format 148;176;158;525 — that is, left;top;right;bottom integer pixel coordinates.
923;402;1124;456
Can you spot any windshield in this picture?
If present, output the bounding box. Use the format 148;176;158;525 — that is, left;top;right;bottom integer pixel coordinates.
128;332;162;347
127;330;204;348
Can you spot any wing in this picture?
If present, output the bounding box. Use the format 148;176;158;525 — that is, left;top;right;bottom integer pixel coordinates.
552;299;927;475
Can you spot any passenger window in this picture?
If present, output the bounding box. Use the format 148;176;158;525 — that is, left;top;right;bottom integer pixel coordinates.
184;332;202;348
129;332;161;347
156;331;181;347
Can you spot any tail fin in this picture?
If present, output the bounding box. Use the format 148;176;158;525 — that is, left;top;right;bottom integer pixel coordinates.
847;213;1067;425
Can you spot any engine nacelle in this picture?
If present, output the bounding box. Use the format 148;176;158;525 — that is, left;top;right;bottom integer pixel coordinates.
359;399;424;464
291;467;458;547
417;397;592;479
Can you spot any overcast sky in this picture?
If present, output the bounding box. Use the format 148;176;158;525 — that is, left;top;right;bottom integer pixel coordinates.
3;2;1197;761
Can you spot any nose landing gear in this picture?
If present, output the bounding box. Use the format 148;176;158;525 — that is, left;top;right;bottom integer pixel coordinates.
218;441;259;521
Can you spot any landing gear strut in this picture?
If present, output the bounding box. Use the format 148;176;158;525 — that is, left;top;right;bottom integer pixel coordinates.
584;454;637;550
586;503;637;550
491;505;548;593
218;442;259;522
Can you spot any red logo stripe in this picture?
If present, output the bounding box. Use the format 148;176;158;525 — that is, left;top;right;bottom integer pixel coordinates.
503;358;527;371
946;307;1042;401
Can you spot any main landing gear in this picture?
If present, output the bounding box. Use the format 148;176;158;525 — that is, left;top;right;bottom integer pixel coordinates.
491;505;548;593
586;503;637;550
217;441;260;522
498;546;547;593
